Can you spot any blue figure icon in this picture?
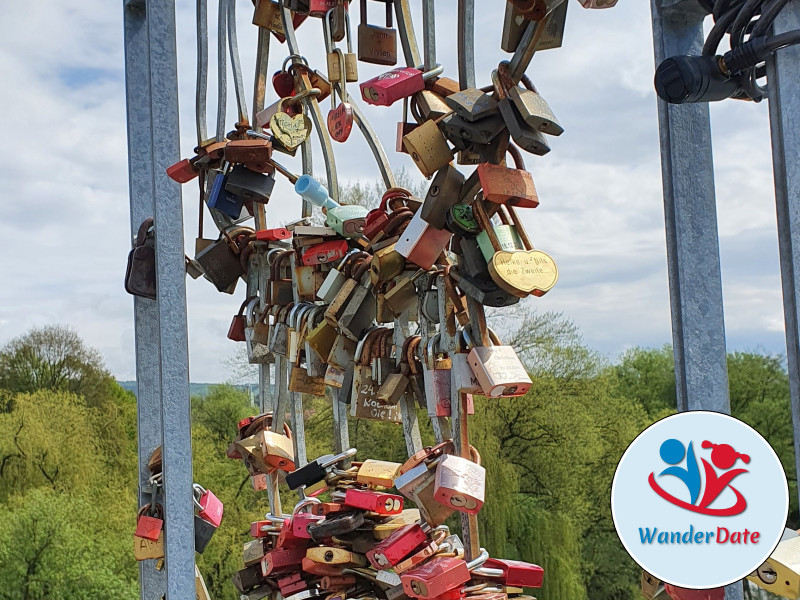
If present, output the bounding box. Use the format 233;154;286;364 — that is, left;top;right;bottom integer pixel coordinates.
658;439;701;505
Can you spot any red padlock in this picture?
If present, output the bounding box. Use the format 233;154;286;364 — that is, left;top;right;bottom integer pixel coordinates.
228;297;253;342
278;573;308;596
401;557;471;599
256;227;292;241
273;70;297;98
482;558;544;588
135;504;164;542
367;524;428;569
664;585;724;600
320;575;357;590
302;239;349;266
363;189;414;240
260;545;306;576
193;484;224;527
308;0;342;17
344;488;403;515
360;67;425;107
250;520;274;538
166;158;198;183
277;518;309;547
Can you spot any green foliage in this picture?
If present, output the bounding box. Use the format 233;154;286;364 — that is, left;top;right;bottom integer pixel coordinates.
0;319;796;600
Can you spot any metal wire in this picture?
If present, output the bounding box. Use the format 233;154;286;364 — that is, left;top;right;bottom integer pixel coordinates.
215;0;227;141
226;0;249;125
196;0;208;145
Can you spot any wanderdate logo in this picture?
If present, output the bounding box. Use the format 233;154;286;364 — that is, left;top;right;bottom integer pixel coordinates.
612;412;788;589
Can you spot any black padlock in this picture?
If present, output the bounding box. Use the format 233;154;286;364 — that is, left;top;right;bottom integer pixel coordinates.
285;449;357;490
195;235;245;293
450;269;521;308
307;511;366;542
195;514;217;553
225;165;276;204
125;218;156;300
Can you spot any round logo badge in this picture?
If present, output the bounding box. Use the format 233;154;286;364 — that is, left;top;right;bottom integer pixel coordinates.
611;411;788;589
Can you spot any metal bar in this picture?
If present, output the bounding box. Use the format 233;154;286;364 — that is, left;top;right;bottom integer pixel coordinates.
768;3;800;518
196;0;208;144
227;0;249;125
252;28;270;126
144;0;196;597
216;0;227;141
457;0;475;88
649;0;731;416
279;7;339;203
123;2;166;597
394;0;421;68
451;391;479;560
421;0;436;72
395;312;423;455
650;4;738;596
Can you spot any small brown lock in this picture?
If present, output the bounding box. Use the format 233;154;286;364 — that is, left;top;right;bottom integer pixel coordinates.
357;0;397;65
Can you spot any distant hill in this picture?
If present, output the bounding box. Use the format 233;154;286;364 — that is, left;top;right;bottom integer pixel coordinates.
117;381;257;398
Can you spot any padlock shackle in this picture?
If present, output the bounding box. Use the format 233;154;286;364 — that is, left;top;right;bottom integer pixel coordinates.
319;448;358;469
292;496;322;516
466;548;490;571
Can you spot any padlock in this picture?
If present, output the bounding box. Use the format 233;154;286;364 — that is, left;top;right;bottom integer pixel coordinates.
195;514;217;553
403;118;453;179
308;511;367;542
501;1;527;53
225;138;274;173
384;269;425;317
448;266;521;308
440;111;506;147
302;239;349;266
375;366;410;406
226;164;276;203
493;68;550;156
317;250;362;302
467;327;532;398
452;328;483;395
401;557;471;599
193;483;224;527
325;8;358;83
420;273;440;322
207;169;246;219
473;201;558;298
268;250;295;305
261;545;307;576
232;564;267;593
367;524;428;570
579;0;618;8
357;0;397;65
290;498;325;538
195;228;248;293
256;227;291;241
474;205;524;262
259;424;296;472
469;162;539;209
423;333;452;418
337;267;377;341
325;258;368;328
361;65;444;107
395;211;452;270
357;458;402;488
303;306;329;377
364;188;415;241
288;316;327;395
746;534;800;600
228;297;253;342
307;547;367;567
445;88;499;122
135;503;164;542
268;305;293;357
328;331;359;370
445;204;480;238
663;586;724;600
395;464;454;527
125;218;156;300
352;332;402;423
166;157;198;183
420;166;465;230
295;175;368;237
302;556;345;577
415;90;452;121
507;80;563;137
246;300;273;363
270;92;314;151
372;329;395;385
243;538;268;566
327;50;355;143
344;488;403;515
433;451;485;514
134;531;164;561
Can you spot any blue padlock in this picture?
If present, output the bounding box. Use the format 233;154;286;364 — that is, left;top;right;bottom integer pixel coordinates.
207;172;245;219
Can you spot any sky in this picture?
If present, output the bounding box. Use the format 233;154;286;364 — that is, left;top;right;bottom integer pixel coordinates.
0;1;787;382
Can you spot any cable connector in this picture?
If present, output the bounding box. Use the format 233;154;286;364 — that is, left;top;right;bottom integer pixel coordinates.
721;36;769;75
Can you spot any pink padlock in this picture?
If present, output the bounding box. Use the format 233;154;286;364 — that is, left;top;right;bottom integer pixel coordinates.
193;484;224;527
360;65;442;107
291;497;323;539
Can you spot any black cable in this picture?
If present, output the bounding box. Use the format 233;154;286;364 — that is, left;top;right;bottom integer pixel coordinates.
768;29;800;51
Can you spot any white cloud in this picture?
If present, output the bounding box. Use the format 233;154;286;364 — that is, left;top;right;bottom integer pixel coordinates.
0;1;789;381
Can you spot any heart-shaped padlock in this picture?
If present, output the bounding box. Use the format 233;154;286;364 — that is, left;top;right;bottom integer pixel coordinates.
327;102;354;143
270;97;312;151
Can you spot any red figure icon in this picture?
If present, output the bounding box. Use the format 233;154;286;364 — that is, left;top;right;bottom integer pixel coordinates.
697;441;749;512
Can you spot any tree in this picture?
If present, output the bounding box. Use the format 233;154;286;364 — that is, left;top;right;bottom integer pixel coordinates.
0;325;115;411
612;345;676;417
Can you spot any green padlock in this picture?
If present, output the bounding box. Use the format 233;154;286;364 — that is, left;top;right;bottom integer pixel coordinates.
446;204;480;238
475;204;523;262
326;205;369;238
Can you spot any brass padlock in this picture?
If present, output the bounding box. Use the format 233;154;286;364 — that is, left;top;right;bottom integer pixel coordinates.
134;531;164;561
357;0;397;65
420;165;465;230
325;7;359;83
507;78;564;136
402;117;454;178
357;459;402;488
493;69;550;156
